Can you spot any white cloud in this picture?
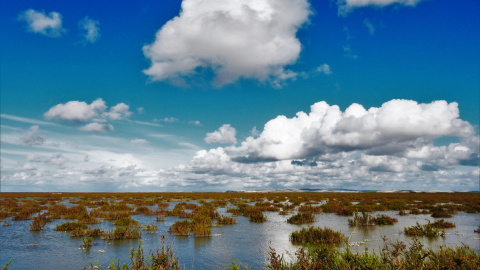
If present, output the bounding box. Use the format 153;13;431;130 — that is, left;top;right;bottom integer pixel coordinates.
44;98;132;129
234;100;473;162
161;117;179;123
1;114;57;126
18;9;66;37
189;120;202;126
79;16;100;43
205;124;237;144
79;123;114;133
104;103;132;120
131;138;148;144
143;0;311;86
338;0;424;16
21;125;45;146
137;107;145;115
363;18;375;35
316;64;332;75
44;98;107;122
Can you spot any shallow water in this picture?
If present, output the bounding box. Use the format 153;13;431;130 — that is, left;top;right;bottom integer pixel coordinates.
1;204;479;270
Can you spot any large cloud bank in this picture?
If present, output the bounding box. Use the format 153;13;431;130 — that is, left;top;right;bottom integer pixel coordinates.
235;100;473;161
158;99;478;191
143;0;310;86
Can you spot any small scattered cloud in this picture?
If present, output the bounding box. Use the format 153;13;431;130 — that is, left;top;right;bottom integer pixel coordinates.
205;124;237;144
143;0;311;87
316;64;332;75
189;120;202;126
337;0;424;16
363;18;375;35
251;126;260;137
160;117;179;123
18;9;66;37
79;123;114;133
131;138;148;144
137;107;145;115
78;16;100;44
1;114;57;126
21;125;45;146
343;45;358;59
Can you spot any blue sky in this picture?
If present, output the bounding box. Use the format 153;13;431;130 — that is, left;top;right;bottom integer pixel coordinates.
1;0;479;192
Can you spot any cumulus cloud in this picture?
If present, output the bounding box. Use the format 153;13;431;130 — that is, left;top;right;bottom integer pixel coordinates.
43;99;132;132
205;124;237;144
338;0;424;16
79;123;114;132
104;103;132;120
21;125;45;146
143;0;311;86
44;98;107;122
235;100;474;162
79;16;100;43
18;9;66;37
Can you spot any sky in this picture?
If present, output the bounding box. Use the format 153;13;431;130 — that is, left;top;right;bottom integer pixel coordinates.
1;0;479;192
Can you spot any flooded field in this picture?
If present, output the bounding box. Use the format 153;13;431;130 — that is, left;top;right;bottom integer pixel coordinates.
1;192;479;269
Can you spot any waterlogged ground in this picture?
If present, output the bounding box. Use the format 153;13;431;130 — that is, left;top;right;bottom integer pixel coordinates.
0;194;479;269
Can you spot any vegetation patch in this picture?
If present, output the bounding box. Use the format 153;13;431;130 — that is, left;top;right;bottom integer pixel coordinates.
286;212;315;224
290;226;346;245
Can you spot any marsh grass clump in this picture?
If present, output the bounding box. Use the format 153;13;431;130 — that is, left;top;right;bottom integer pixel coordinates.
290;226;346;245
102;226;142;240
82;236;93;248
248;210;267;223
55;221;88;231
429;219;455;229
348;211;376;226
286;212;315;224
216;215;237;225
113;217;139;227
86;236;180;270
141;222;158;234
29;214;50;231
71;228;104;237
374;214;398;225
404;221;446;237
168;220;191;236
156;216;165;222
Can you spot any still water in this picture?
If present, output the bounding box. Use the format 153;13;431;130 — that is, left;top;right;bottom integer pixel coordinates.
1;204;479;269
